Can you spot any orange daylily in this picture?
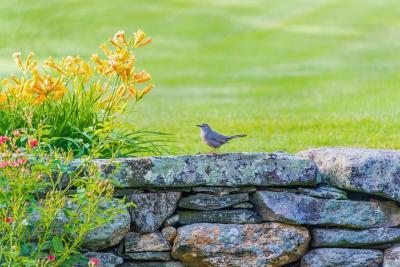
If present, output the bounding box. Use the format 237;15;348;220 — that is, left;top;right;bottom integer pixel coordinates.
133;29;152;48
12;52;23;70
2;29;154;109
26;71;67;104
0;93;7;104
133;71;151;83
137;83;154;100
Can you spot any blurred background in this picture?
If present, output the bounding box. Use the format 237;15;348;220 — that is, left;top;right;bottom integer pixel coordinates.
1;0;400;154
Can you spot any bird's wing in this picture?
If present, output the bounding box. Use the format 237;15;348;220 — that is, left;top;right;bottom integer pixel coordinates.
206;130;230;144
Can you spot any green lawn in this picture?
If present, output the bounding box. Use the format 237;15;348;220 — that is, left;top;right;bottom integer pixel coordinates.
1;0;400;155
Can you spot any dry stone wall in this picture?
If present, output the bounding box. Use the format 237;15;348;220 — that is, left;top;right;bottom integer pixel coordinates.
82;149;400;267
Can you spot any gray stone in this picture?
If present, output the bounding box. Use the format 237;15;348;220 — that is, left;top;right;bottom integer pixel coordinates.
164;214;179;227
172;222;310;267
147;187;192;192
312;228;400;248
162;226;177;243
192;186;257;195
82;200;130;251
117;241;124;256
317;185;348;195
124;232;171;252
232;202;254;209
113;188;144;197
178;209;261;225
129;192;181;233
301;248;383;267
125;252;172;261
259;187;298;193
251;190;400;228
97;152;318;187
118;262;184;267
178;193;249;210
84;252;123;267
298;148;400;202
384;245;400;267
298;187;348;200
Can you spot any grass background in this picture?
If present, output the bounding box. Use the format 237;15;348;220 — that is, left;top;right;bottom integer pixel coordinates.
1;0;400;155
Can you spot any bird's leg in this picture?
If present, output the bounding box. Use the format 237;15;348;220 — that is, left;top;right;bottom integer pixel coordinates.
209;147;220;154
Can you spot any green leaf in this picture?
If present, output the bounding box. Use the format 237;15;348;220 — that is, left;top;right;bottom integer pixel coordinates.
52;236;64;254
62;253;88;265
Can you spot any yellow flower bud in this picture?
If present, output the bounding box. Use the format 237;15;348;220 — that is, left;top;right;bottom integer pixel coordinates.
12;52;23;70
133;29;152;48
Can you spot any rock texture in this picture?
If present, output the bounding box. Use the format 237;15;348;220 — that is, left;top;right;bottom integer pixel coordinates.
98;152;318;187
192;186;256;195
232;202;254;209
298;148;400;202
162;226;177;243
384;245;400;267
298;186;348;200
84;252;123;267
129;192;181;233
125;252;172;261
172;222;310;267
178;209;261;225
312;228;400;248
164;214;179;227
178;193;249;210
125;232;171;252
119;262;184;267
301;248;383;267
82;201;130;251
251;190;400;228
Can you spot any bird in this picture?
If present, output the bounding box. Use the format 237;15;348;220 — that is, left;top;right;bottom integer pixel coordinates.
196;123;247;153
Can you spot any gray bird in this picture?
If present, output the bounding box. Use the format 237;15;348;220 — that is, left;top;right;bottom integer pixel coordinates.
196;123;247;153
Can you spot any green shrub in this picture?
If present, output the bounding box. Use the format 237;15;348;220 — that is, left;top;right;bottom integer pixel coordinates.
0;131;124;266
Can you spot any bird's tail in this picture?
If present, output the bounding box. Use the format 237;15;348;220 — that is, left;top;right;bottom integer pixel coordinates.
229;134;247;139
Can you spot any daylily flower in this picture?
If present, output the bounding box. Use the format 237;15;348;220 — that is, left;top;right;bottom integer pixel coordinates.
26;71;67;104
0;93;7;105
133;71;151;83
133;29;152;48
114;30;127;46
137;83;154;100
12;52;23;70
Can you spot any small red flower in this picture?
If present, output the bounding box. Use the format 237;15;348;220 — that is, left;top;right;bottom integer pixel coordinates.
89;258;100;266
4;217;13;224
17;158;28;165
0;136;8;145
9;158;28;168
0;161;9;169
28;139;38;148
47;255;56;262
12;130;21;137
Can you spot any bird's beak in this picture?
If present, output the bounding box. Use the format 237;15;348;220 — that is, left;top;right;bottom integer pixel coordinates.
196;125;201;127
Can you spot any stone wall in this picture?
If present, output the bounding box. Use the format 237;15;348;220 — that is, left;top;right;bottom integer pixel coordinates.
82;149;400;267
